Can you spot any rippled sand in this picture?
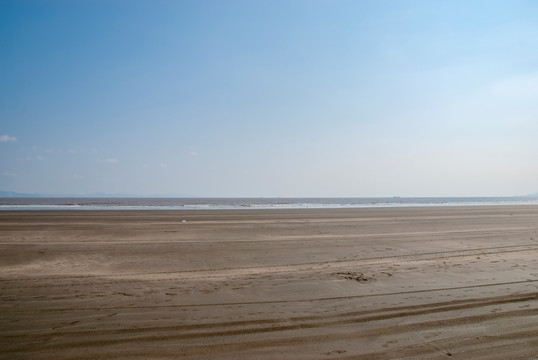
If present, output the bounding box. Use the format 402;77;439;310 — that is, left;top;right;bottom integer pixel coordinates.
1;206;538;359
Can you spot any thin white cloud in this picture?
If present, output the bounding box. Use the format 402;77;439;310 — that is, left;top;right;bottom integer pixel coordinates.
490;72;538;98
97;158;119;164
189;151;199;156
2;172;17;177
158;163;168;168
37;155;46;161
0;135;17;143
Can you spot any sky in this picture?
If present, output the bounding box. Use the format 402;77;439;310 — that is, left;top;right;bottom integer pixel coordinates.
1;0;537;197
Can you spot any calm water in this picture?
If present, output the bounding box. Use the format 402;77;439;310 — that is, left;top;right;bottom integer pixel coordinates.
1;197;538;211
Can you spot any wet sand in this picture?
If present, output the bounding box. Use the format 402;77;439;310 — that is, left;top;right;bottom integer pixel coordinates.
1;206;537;359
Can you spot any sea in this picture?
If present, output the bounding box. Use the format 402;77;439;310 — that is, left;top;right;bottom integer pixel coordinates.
1;197;538;211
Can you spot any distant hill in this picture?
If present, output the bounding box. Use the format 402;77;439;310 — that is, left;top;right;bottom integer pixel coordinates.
527;193;538;197
0;191;49;198
80;192;138;198
0;190;192;198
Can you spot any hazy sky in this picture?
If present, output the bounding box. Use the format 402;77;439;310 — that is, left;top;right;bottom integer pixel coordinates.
1;0;537;197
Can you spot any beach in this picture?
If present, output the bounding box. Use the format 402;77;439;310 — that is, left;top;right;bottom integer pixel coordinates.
1;206;537;359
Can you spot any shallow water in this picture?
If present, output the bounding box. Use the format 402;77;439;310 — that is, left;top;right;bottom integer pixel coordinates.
1;196;538;210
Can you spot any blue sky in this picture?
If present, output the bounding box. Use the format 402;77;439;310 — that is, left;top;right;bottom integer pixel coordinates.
1;0;537;197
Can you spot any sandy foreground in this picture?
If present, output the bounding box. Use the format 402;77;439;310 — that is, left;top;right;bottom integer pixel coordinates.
1;206;537;359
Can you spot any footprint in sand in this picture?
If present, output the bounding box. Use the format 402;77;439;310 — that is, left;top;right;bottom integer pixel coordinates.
325;350;347;356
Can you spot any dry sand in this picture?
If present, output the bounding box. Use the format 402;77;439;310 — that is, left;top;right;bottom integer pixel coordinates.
1;206;537;359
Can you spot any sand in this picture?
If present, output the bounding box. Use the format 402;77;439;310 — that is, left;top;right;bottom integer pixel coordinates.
1;206;537;359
